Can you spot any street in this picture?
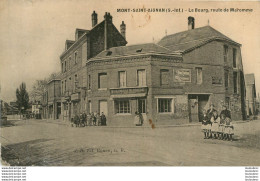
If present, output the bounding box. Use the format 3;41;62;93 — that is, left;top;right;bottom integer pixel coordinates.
1;119;260;166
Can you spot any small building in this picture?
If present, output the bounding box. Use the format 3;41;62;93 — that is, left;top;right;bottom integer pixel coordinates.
245;73;257;116
41;77;61;120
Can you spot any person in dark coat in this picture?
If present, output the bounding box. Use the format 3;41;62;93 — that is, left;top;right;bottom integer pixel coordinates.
101;112;107;126
220;105;231;119
207;103;217;120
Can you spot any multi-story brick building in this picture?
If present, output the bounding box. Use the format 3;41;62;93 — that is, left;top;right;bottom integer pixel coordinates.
60;11;127;121
245;73;257;116
58;12;246;125
85;16;246;126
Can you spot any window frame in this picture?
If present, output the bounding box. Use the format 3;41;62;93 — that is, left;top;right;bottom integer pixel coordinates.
160;69;170;86
98;72;108;89
114;99;131;114
233;48;237;68
155;96;175;114
223;45;228;63
195;67;203;84
137;69;147;87
118;71;127;88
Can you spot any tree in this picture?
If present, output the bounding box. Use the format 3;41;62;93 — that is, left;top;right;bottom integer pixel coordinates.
29;72;58;102
16;82;29;114
30;79;48;102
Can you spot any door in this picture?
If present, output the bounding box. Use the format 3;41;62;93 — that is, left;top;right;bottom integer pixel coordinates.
99;101;108;116
189;95;199;122
198;95;209;122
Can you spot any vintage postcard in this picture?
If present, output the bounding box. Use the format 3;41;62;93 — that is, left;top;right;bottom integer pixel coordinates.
0;0;260;171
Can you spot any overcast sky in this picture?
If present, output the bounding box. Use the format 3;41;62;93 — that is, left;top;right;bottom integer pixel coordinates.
0;0;259;102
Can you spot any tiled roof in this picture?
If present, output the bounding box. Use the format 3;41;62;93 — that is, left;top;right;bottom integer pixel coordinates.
92;43;174;59
158;26;240;52
245;74;255;85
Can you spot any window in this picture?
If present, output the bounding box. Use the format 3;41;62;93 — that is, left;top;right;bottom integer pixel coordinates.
158;98;173;113
64;61;67;72
233;72;238;94
196;67;202;84
62;63;64;73
88;101;92;113
224;70;229;90
98;73;107;89
69;77;72;91
69;57;71;70
61;81;63;94
115;99;130;114
224;45;228;62
137;69;146;86
118;71;126;87
74;74;78;91
64;80;67;92
160;69;169;85
138;99;146;113
233;48;237;68
74;52;78;64
88;75;91;89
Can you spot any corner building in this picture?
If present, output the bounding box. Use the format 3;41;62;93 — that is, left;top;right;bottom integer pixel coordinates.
86;17;247;126
60;11;127;121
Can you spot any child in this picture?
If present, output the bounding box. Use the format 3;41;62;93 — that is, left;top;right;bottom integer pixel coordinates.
224;116;234;141
210;110;220;139
201;109;210;139
219;114;226;140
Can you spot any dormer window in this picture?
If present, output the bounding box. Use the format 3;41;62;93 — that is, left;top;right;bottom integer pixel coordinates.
106;51;112;56
136;48;142;53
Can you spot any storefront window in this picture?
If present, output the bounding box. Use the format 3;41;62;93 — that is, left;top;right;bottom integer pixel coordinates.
115;99;130;114
158;98;172;113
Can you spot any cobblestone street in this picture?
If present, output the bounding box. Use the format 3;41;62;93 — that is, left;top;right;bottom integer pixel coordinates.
1;119;260;166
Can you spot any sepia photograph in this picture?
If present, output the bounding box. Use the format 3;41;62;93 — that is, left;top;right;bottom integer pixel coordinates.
0;0;260;171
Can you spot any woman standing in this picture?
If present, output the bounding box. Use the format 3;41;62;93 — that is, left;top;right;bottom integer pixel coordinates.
210;110;220;139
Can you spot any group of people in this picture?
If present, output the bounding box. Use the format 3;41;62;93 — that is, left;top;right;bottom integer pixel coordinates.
72;112;107;127
201;104;234;141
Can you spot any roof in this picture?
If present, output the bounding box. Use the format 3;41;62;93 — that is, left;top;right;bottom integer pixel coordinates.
61;18;127;59
91;43;177;60
158;26;240;52
245;74;255;85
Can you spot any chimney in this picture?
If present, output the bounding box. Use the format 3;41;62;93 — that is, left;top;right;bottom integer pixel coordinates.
120;21;126;39
188;16;195;30
104;12;113;50
92;11;98;27
104;12;112;22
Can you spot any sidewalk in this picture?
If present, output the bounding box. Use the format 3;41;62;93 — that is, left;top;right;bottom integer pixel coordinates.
34;118;253;128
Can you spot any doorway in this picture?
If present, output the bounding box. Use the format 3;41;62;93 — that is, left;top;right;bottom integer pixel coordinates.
188;94;210;122
99;100;108;116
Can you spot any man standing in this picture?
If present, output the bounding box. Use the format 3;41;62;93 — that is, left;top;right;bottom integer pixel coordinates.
101;112;107;126
220;104;231;119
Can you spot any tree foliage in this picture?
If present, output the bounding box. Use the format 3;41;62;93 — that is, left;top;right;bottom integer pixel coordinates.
16;82;29;113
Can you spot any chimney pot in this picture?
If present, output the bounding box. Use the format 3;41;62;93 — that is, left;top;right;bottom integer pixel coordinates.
120;21;126;39
92;11;98;27
188;16;195;30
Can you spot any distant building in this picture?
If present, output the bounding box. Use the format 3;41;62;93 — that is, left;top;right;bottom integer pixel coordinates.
245;73;257;116
42;77;61;120
32;101;41;115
